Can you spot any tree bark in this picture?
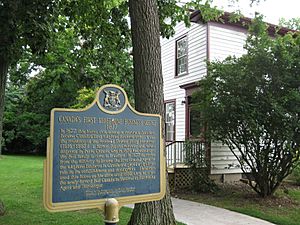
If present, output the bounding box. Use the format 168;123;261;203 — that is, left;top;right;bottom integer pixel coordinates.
0;57;9;155
128;0;176;224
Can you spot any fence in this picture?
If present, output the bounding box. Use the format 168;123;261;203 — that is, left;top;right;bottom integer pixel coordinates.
166;141;207;168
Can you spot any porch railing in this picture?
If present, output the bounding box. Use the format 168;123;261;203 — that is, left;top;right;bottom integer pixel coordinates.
166;141;207;168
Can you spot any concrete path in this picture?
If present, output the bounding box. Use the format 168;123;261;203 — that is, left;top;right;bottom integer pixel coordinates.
126;198;275;225
171;198;275;225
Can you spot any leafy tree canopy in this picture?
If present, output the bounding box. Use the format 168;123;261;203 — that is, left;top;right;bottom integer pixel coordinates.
2;1;134;154
2;0;226;154
0;0;56;62
279;17;300;31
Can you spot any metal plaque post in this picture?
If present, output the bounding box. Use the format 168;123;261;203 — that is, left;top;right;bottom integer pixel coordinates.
104;198;119;225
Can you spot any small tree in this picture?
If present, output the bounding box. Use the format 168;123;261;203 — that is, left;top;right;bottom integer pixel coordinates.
193;16;300;197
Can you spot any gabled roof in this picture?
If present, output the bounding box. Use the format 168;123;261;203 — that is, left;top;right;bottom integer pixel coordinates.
190;10;297;36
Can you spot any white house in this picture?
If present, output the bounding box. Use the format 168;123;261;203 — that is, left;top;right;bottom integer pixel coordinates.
161;11;291;182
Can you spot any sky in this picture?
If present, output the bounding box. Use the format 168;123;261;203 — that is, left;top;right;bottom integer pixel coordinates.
211;0;300;25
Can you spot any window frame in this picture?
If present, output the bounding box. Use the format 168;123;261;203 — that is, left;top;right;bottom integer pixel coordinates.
175;35;188;77
164;100;176;142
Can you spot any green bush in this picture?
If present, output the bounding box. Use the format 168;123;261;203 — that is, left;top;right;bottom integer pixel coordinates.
191;170;219;193
192;16;300;197
184;141;219;193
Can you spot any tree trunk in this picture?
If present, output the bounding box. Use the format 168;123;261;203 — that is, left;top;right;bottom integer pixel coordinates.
0;57;9;155
128;0;176;224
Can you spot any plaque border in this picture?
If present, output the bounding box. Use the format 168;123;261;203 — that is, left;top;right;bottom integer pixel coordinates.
44;84;166;212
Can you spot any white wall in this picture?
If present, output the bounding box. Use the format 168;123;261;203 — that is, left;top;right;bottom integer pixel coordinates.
209;22;247;61
208;22;248;174
162;20;250;175
210;142;243;174
161;21;207;141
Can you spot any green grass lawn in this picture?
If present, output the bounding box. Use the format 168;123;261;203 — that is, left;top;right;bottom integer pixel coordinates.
176;182;300;225
3;155;298;225
0;155;184;225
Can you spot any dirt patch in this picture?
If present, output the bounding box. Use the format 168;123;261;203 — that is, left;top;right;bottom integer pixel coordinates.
174;182;300;209
256;195;296;208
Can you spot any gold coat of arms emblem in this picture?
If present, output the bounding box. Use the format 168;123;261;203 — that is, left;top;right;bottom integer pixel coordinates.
103;90;121;110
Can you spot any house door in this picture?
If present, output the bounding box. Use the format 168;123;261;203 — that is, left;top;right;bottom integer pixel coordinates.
181;83;210;169
180;82;205;141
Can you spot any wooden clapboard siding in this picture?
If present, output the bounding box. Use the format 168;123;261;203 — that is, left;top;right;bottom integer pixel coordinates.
210;142;242;174
161;21;207;141
208;22;248;174
161;20;250;175
208;22;248;61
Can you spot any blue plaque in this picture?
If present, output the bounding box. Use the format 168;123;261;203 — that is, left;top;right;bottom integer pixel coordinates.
44;84;165;212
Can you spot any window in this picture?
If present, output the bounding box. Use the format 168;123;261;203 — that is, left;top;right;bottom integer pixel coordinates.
189;107;202;138
165;101;175;141
187;96;205;140
176;36;188;76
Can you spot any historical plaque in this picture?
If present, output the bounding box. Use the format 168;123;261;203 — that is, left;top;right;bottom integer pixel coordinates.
44;84;165;211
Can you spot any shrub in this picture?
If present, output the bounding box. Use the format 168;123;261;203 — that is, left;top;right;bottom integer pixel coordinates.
184;141;218;193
